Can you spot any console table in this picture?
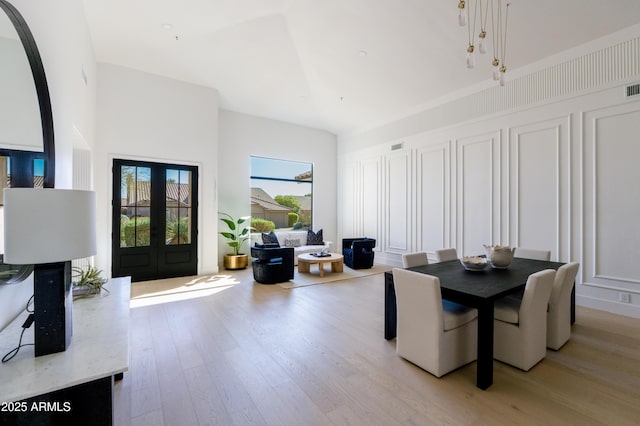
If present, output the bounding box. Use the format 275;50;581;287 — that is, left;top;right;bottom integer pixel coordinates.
0;277;130;425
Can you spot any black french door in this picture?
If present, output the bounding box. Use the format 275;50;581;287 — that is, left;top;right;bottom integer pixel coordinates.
112;159;198;282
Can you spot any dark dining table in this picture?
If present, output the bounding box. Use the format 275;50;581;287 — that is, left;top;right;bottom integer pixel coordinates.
384;257;567;390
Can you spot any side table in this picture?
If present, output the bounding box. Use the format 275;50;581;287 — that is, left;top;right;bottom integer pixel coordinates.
297;253;344;277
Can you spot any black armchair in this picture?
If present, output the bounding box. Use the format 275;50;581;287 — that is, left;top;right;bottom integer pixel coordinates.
250;245;294;284
342;238;376;269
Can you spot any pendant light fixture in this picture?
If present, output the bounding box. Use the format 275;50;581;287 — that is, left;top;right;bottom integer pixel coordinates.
457;0;512;85
458;0;467;26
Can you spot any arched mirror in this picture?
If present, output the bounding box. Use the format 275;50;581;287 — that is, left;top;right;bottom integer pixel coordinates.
0;0;55;284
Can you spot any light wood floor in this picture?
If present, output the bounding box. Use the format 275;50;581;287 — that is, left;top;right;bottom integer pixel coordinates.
114;268;640;426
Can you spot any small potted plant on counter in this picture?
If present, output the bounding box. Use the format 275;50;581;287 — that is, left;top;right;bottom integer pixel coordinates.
72;265;108;298
219;212;253;270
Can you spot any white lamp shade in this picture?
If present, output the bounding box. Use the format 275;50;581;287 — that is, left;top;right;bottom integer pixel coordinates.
3;188;97;264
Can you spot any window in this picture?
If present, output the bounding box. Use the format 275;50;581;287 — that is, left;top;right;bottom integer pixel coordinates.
250;156;313;232
0;156;45;204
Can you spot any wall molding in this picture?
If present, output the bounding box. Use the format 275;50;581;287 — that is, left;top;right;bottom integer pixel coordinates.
456;132;498;255
583;103;640;289
384;150;411;253
508;116;569;259
577;294;640;319
361;157;382;244
337;31;640;318
416;142;450;254
592;275;640;286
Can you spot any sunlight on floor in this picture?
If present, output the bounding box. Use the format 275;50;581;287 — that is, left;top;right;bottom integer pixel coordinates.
130;274;240;308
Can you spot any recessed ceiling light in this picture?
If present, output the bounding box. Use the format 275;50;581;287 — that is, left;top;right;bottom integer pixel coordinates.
359;50;367;57
162;23;173;30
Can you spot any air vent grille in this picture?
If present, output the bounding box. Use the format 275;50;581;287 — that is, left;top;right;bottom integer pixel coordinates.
626;83;640;97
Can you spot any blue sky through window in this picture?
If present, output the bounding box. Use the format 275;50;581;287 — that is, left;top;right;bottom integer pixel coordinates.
250;156;312;197
5;158;45;176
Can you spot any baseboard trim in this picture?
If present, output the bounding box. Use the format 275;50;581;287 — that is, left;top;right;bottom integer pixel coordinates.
576;295;640;319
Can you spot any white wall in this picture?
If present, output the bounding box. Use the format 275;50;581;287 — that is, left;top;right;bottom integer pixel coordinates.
0;37;41;151
218;110;337;265
1;0;96;329
338;27;640;318
94;63;219;276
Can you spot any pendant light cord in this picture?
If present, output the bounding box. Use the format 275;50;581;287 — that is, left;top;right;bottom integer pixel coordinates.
467;0;479;46
479;0;489;32
491;0;499;62
501;2;510;67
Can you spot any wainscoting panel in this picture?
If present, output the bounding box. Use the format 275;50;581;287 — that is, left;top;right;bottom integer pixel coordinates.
457;133;497;256
361;158;380;241
337;81;640;317
508;117;569;260
584;103;640;286
385;150;411;253
340;163;357;238
416;142;450;255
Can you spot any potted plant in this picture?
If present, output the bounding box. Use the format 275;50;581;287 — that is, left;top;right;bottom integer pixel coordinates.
72;265;108;298
219;212;253;269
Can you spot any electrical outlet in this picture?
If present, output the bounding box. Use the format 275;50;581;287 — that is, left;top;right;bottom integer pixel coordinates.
620;292;631;303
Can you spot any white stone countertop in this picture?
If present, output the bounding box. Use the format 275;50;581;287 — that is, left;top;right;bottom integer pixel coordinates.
0;277;131;402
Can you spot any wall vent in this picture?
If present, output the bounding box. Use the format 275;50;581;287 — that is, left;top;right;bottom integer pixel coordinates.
626;83;640;98
391;142;403;151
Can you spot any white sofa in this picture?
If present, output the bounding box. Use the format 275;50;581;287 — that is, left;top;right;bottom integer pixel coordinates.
250;231;332;265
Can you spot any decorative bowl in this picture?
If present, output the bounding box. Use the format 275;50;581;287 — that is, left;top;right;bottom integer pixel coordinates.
460;256;489;271
483;245;515;268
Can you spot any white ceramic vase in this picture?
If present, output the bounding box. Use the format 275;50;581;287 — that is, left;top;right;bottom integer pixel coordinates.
483;245;515;268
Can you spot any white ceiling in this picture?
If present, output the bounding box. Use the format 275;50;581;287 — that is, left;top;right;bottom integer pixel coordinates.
82;0;640;135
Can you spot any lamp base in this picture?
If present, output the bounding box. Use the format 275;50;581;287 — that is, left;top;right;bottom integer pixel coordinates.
34;261;73;357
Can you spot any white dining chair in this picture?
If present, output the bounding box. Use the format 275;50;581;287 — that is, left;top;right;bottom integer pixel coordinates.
402;252;429;268
435;248;458;262
547;262;580;350
514;247;551;261
392;268;478;377
493;269;555;371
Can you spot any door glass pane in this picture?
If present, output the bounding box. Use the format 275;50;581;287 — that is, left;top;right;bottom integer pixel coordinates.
120;165;151;247
165;169;192;245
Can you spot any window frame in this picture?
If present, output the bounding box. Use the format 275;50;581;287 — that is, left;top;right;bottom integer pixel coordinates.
250;156;314;231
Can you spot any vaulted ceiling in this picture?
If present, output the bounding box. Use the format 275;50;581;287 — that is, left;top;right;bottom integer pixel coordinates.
82;0;640;135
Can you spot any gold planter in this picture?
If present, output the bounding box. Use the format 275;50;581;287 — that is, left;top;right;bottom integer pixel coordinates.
223;254;248;270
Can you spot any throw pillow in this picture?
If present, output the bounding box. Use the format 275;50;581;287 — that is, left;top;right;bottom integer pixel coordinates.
283;238;301;248
262;231;280;246
307;229;324;245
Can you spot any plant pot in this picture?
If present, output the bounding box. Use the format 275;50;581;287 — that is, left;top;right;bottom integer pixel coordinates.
224;254;248;270
72;286;101;297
